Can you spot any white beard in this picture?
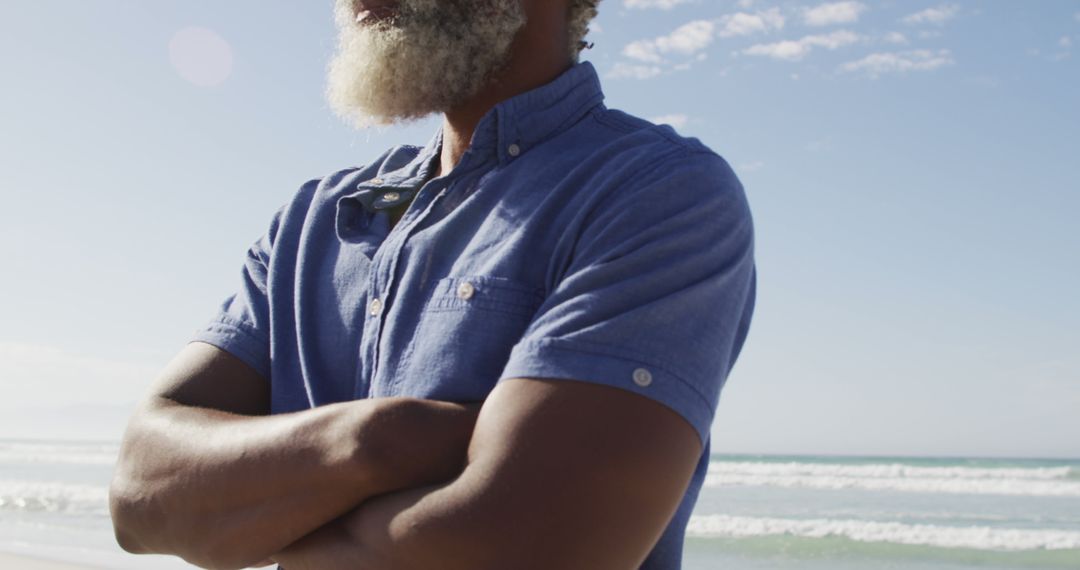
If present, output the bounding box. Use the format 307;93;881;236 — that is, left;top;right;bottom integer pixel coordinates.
327;0;527;128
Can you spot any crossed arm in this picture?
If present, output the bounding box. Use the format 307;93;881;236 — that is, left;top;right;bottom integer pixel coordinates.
110;342;703;570
109;342;480;569
270;375;703;570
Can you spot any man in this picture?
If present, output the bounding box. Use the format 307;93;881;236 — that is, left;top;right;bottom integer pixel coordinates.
108;0;756;568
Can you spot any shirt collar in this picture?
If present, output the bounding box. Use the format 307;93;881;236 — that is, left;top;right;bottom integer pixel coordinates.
352;128;441;191
354;61;604;190
480;60;605;165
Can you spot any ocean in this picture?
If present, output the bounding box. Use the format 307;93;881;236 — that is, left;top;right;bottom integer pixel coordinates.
1;439;1078;569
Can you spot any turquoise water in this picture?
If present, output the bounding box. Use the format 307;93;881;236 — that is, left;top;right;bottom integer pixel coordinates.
683;454;1080;569
2;441;1078;568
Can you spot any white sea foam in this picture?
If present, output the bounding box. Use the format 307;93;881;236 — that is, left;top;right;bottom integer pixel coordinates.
708;461;1074;480
0;480;109;516
687;514;1080;551
0;442;119;466
705;461;1080;497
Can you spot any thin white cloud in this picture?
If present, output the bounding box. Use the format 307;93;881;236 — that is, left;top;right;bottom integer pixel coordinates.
743;40;806;61
901;4;960;26
623;43;663;63
717;8;785;38
623;0;692;9
1075;12;1080;23
623;20;716;63
1050;35;1072;62
803;30;861;48
840;49;955;77
607;62;664;80
649;114;690;128
743;30;861;61
618;8;783;74
803;2;866;27
883;31;909;45
738;161;765;172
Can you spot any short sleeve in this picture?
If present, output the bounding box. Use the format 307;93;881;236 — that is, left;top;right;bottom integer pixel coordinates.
499;151;757;446
189;206;287;380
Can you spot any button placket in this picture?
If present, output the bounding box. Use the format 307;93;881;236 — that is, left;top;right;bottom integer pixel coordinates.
367;178;454;385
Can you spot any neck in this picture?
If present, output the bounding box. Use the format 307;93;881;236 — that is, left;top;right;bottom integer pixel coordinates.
438;8;573;177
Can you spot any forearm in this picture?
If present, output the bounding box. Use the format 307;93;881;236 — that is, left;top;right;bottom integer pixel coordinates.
272;481;463;570
272;461;521;570
269;376;689;570
110;396;477;570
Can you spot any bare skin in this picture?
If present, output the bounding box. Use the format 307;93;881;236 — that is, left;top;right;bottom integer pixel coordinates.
109;343;479;570
270;378;702;570
267;1;704;567
437;0;573;176
388;0;573;230
114;1;708;569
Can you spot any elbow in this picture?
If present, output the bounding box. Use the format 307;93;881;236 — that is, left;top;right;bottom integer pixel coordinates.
109;481;257;570
112;516;148;556
109;436;170;556
107;472;184;561
108;477;153;555
109;461;260;569
108;401;180;556
107;407;261;570
196;541;268;570
114;526;150;557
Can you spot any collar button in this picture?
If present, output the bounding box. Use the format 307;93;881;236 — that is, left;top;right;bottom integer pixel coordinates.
457;281;476;301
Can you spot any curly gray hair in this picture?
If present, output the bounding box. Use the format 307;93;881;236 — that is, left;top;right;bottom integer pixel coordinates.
568;0;600;61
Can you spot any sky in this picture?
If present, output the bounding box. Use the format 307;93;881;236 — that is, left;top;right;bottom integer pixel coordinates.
1;0;1077;458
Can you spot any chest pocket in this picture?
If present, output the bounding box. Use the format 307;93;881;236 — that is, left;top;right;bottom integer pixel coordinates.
393;275;544;402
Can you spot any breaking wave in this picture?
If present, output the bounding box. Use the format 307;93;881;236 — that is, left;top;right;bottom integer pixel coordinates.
687;514;1080;551
705;460;1080;497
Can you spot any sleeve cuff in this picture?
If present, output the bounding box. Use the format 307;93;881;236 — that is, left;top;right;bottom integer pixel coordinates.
190;316;271;380
499;337;715;447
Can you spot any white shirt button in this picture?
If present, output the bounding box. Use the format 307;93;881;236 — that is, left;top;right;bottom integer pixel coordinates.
457;281;476;300
383;191;400;202
507;144;521;157
632;368;653;387
368;298;383;316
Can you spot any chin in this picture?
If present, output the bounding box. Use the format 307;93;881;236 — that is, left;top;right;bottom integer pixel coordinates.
327;0;526;129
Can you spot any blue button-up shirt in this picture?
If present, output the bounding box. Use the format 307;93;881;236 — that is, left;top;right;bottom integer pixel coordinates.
193;61;756;569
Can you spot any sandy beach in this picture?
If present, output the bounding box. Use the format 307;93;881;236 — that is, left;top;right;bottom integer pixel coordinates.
0;553;102;570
